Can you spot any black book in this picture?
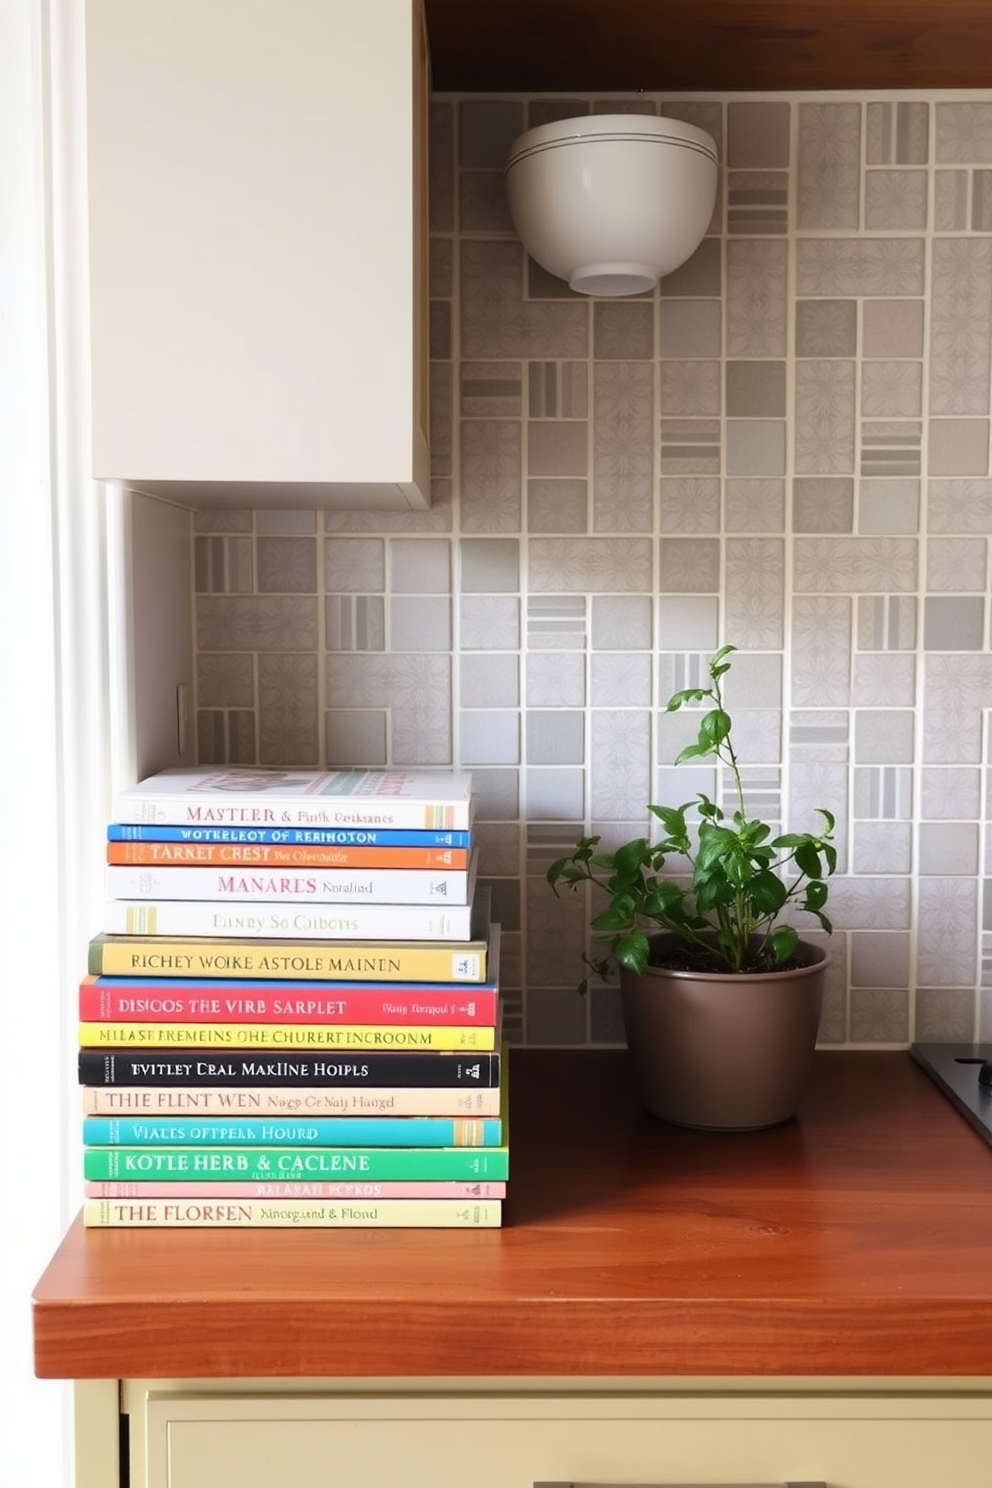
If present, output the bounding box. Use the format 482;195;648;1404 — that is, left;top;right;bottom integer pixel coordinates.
77;1047;502;1089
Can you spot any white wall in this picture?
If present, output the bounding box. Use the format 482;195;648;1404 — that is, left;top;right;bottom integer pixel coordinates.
1;3;109;1484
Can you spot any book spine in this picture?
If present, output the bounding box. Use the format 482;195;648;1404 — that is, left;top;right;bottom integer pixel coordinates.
77;1048;502;1088
107;841;471;869
83;1144;510;1180
78;1021;498;1050
82;1085;503;1116
79;978;500;1026
101;898;477;940
84;1178;507;1199
113;784;472;832
87;937;488;982
83;1197;501;1227
108;824;473;847
82;1113;503;1147
105;861;474;904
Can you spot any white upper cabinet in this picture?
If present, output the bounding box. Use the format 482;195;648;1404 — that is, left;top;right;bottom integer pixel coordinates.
84;0;430;510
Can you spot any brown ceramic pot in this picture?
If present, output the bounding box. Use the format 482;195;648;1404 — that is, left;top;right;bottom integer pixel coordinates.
619;933;827;1130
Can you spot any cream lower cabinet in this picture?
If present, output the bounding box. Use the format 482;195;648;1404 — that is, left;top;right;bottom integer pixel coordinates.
75;1379;992;1488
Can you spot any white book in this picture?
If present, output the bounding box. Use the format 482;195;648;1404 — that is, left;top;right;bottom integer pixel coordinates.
112;767;475;831
106;851;477;906
102;895;479;941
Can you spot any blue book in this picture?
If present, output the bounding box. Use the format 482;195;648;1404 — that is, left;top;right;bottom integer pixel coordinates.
83;1112;504;1148
108;823;472;848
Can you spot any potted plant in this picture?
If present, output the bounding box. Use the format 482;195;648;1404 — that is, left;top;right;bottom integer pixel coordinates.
547;645;837;1130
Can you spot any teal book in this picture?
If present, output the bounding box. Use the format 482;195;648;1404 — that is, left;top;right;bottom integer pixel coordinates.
83;1112;503;1148
83;1143;510;1182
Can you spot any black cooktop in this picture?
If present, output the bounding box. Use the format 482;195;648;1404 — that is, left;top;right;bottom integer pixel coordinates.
910;1042;992;1146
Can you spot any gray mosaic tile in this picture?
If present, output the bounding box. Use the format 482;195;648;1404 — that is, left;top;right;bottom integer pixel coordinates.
726;419;785;476
927;478;992;533
851;652;916;706
590;708;651;819
922;654;992;763
592;362;654;534
325;595;386;651
852;821;913;874
591;594;653;649
850;987;909;1043
917;876;979;985
930;238;992;416
459;169;514;233
256;510;316;534
867;101;929;165
727;240;788;356
794;537;918;593
527;710;584;765
389;595;451;651
659;300;721;357
858;480;920;536
658;237;722;297
659;476;720;534
795;360;856;474
325;710;388;768
461;653;520;709
325;538;384;593
524;767;585;820
527;479;588;533
726;361;786;417
259;652;318;765
528;361;588;418
459;99;525;167
459;537;520;592
928;419;990;475
851;930;911;986
196;653;254;708
429;101;454;233
658;537;720;593
793;477;854;533
460;418;523;530
795;300;857;358
461;362;521;417
915;987;977;1042
727;171;788;235
593;301;654;359
660;360;721;417
935;101;992;163
923;595;986;650
852;765;913;820
526;651;585;707
856;595;918;649
935;168;969;231
196;596;318;652
663;416;716;473
528;537;653;593
725;479;785;532
862;299;924;359
797;103;862;229
926;537;988;592
861;362;923;419
194;535;254;594
528;421;588;477
589;652;652;708
796;238;925;297
256;537;317;594
728;101;791;167
790;596;853;706
724;538;785;649
919;821;980;876
865;170;928;230
920;765;981;820
461;710;520;765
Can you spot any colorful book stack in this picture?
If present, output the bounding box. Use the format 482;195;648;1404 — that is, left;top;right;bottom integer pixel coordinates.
78;767;507;1230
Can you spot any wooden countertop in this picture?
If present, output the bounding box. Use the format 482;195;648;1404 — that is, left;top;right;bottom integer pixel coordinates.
32;1049;992;1381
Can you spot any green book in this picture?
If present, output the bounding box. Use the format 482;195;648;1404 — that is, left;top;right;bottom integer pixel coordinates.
83;1143;509;1182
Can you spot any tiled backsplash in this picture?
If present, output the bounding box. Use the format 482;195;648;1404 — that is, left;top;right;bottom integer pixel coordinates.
192;92;992;1049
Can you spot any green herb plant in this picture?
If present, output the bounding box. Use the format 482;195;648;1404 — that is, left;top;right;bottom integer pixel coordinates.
547;645;837;985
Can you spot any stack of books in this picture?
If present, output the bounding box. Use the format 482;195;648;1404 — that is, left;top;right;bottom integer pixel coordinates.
78;767;508;1230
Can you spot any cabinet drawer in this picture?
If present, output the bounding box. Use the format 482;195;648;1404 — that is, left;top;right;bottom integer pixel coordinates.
137;1391;992;1488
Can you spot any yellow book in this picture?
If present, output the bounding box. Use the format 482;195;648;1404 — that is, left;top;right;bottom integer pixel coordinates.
78;1021;499;1050
83;1197;502;1228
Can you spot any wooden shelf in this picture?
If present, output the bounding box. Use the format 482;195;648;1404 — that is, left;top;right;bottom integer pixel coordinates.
33;1050;992;1380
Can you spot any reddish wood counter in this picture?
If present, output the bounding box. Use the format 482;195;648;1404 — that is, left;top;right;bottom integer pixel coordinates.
32;1050;992;1381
